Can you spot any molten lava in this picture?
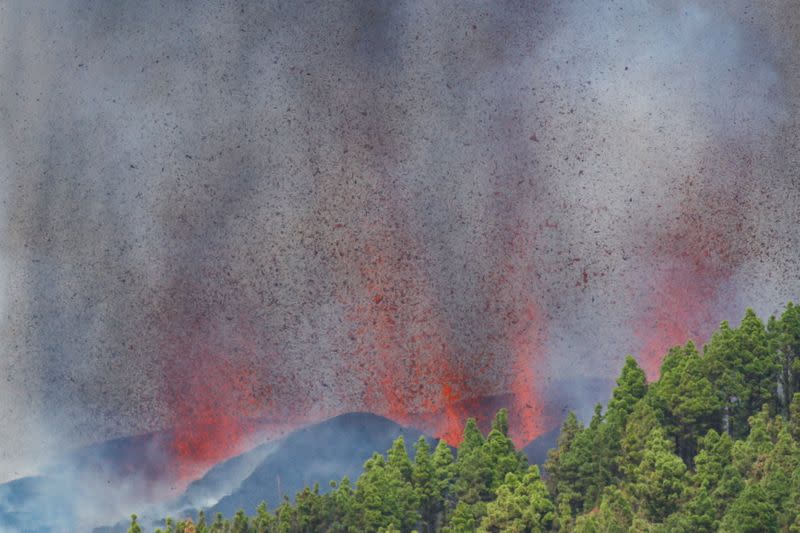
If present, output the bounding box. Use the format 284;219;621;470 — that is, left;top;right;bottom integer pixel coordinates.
335;168;550;446
153;169;560;480
508;301;547;446
345;233;471;445
167;351;255;480
157;304;276;482
635;262;720;381
488;223;550;448
635;170;755;379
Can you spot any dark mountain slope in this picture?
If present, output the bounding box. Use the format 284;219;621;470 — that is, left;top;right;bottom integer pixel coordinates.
210;412;429;516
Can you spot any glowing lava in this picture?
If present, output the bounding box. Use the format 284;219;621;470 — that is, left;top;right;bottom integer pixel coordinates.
345;232;471;445
635;169;755;380
635;262;720;381
166;349;256;480
157;302;273;482
488;223;550;448
508;301;547;446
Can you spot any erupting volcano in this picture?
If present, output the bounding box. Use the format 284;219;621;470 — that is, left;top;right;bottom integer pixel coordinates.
1;5;798;531
155;188;555;477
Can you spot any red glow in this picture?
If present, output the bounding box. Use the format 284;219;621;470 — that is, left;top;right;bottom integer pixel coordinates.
489;223;549;447
508;301;547;446
167;349;255;480
439;382;466;445
152;176;559;480
635;172;751;380
345;236;471;445
635;262;719;381
157;305;275;482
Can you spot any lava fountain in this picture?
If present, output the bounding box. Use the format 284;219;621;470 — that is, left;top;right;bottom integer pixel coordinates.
634;160;757;380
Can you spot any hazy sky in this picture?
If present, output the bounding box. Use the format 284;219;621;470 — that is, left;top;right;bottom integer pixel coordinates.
1;0;798;481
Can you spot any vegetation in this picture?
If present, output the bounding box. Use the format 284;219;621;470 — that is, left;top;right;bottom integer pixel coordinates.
133;302;800;532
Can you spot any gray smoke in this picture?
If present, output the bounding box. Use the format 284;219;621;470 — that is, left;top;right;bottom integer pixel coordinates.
0;0;798;484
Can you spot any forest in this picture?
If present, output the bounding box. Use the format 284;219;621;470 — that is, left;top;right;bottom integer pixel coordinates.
129;302;800;532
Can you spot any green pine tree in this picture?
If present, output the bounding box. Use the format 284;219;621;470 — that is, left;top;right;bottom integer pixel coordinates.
631;427;688;522
453;419;493;505
719;484;778;533
653;341;723;462
478;466;554;533
128;514;142;533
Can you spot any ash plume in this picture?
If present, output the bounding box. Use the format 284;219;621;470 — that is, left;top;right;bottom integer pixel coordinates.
0;0;798;496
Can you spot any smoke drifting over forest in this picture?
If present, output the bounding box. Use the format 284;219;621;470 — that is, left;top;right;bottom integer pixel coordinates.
1;0;798;484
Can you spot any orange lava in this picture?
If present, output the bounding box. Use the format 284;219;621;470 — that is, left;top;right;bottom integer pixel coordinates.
508;301;547;446
167;350;256;480
489;222;549;447
635;171;753;379
346;235;471;445
635;262;718;381
159;307;271;482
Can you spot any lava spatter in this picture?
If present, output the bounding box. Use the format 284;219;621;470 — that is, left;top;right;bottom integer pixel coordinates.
634;168;757;380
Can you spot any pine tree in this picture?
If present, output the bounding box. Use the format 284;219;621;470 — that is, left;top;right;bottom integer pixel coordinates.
544;411;590;520
738;309;780;419
252;502;274;532
770;303;800;415
329;477;359;532
759;424;800;528
631;427;688;522
694;429;733;491
731;405;774;481
356;446;420;532
491;408;510;436
591;358;648;507
431;439;455;527
195;510;208;533
664;487;716;533
274;495;298;532
181;518;197;533
607;356;648;425
477;466;554;533
211;511;225;532
128;514;142;533
387;436;413;483
663;429;734;531
442;501;484;533
790;394;800;440
573;511;601;533
618;398;661;478
594;486;634;533
413;437;438;532
706;311;779;438
484;409;527;492
719;484;778;533
453;419;493;505
458;418;484;456
231;509;248;533
294;484;331;532
654;341;723;462
577;405;614;511
543;411;582;494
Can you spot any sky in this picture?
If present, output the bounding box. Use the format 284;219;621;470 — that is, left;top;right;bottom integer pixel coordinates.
0;0;798;482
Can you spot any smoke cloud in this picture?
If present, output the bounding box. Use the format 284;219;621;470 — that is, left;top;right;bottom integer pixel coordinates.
0;0;798;488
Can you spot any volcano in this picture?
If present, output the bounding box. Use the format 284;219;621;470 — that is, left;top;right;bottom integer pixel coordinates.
92;412;431;532
209;412;431;518
2;378;611;532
